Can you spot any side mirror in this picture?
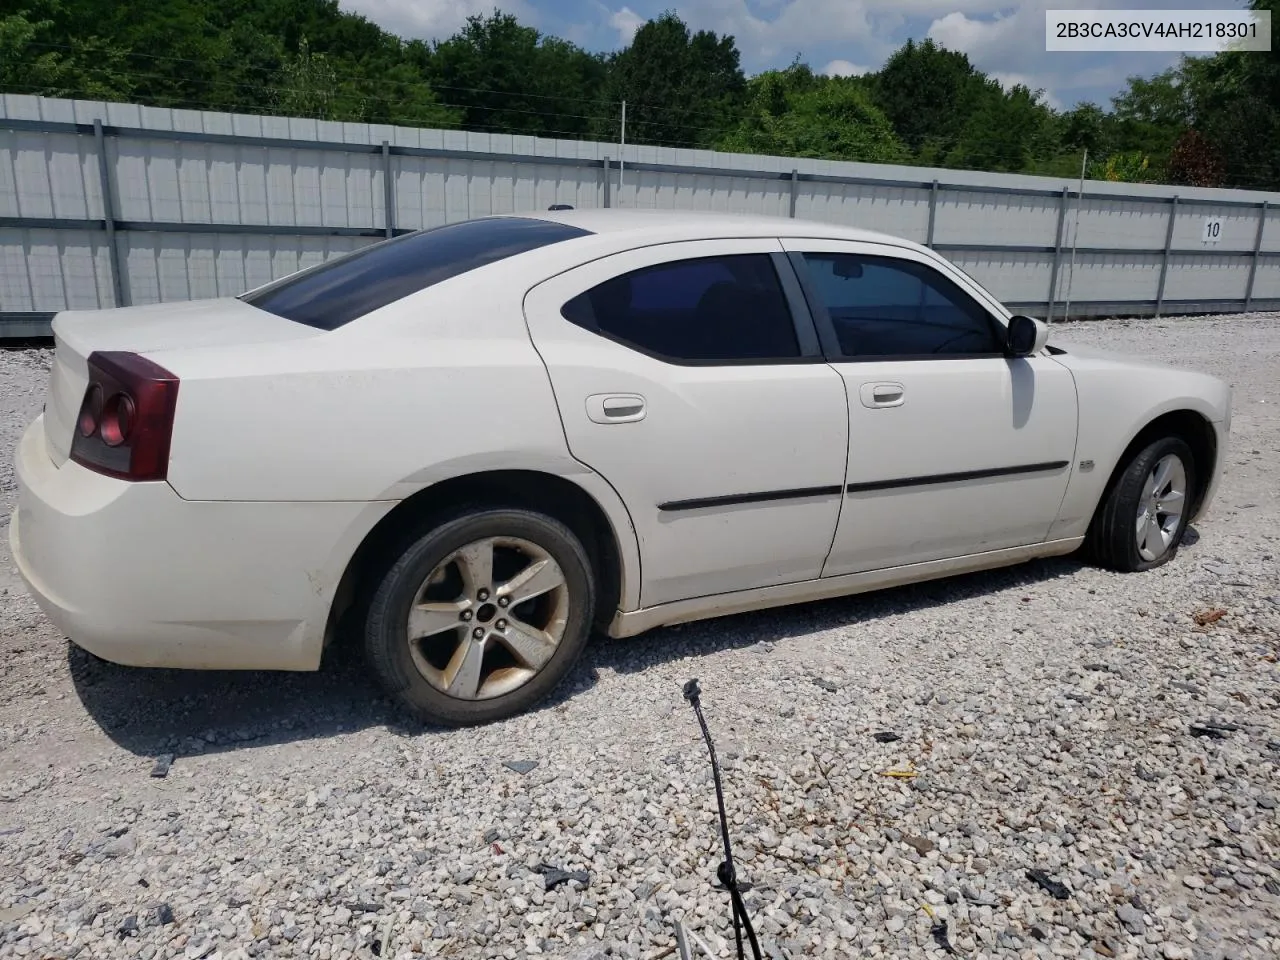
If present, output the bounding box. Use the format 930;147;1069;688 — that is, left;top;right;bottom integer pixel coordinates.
1006;314;1049;357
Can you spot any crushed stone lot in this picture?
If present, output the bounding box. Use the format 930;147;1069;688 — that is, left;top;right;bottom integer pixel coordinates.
1;312;1278;960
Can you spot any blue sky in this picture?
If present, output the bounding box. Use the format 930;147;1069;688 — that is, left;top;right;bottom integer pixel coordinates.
339;0;1253;112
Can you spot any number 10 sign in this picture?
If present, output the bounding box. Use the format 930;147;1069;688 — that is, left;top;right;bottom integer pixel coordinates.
1202;217;1224;243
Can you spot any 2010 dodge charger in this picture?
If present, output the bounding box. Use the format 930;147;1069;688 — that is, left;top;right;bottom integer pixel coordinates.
10;210;1232;725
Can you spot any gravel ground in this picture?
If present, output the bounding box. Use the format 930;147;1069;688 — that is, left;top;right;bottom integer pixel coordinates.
0;312;1277;960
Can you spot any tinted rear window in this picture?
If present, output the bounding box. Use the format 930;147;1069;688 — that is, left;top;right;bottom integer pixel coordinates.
242;216;592;330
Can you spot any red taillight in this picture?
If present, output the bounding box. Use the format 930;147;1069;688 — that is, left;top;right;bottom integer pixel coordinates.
78;384;103;437
100;393;135;447
70;352;179;482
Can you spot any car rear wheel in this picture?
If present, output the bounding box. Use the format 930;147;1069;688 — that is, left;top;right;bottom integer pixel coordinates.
1086;436;1196;572
364;507;596;726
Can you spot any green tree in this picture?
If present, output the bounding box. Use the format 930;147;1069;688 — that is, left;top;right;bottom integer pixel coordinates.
719;62;908;163
595;11;746;148
11;0;1280;190
0;2;132;100
1166;129;1225;187
353;55;459;127
1087;151;1158;183
0;0;461;124
1058;103;1115;157
272;37;336;118
946;80;1058;173
1175;0;1280;189
1109;67;1191;167
1090;0;1280;190
870;39;985;158
429;12;604;137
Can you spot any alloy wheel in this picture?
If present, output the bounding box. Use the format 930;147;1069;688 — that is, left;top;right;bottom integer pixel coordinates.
1135;453;1187;562
405;536;570;700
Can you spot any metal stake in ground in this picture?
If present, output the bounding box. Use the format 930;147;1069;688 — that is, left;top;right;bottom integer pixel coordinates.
682;679;762;960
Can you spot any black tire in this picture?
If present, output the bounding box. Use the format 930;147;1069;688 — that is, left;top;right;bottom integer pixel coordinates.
364;506;596;726
1086;436;1197;572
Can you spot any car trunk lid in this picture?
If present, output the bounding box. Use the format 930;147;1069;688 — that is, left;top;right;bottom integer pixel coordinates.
44;298;319;466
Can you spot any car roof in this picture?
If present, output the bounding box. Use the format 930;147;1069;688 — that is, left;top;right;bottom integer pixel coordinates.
523;207;925;251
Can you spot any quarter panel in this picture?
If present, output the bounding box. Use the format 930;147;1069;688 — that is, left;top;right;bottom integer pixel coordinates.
151;275;573;504
1047;349;1232;539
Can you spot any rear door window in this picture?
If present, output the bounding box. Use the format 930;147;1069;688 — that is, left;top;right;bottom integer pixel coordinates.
243;216;592;330
560;254;801;362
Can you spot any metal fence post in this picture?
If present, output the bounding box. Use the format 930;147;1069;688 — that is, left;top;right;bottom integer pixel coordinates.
381;141;394;238
1046;185;1070;321
926;180;939;248
93;119;126;307
603;156;611;208
789;169;798;217
1155;196;1178;317
1245;199;1268;310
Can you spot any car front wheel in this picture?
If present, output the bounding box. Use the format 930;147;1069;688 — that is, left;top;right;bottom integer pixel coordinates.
364;507;596;726
1086;436;1197;572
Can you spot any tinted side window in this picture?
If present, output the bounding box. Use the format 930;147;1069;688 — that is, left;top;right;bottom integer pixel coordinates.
560;254;800;362
244;216;592;330
800;253;1002;358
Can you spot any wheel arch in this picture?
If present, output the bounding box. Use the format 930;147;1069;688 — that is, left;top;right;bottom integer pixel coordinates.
1092;408;1218;527
325;468;640;653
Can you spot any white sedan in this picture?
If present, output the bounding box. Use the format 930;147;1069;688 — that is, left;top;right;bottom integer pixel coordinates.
10;210;1232;725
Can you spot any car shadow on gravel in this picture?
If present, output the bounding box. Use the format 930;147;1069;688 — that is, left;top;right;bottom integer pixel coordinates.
67;626;608;758
69;532;1200;757
606;522;1201;673
68;638;398;758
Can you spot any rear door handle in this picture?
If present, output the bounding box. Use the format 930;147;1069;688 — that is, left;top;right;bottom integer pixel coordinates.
859;381;905;408
586;393;646;423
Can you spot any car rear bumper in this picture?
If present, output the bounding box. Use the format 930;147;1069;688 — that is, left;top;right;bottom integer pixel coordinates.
10;415;390;671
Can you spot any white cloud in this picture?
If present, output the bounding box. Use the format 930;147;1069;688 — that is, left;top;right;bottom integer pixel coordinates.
926;8;1021;55
823;59;870;77
664;0;1195;107
667;0;1070;85
609;6;645;44
923;0;1181;109
339;0;538;42
681;0;1017;53
681;0;879;62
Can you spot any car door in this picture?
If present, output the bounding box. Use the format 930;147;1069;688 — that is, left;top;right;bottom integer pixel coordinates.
780;238;1079;577
523;239;849;608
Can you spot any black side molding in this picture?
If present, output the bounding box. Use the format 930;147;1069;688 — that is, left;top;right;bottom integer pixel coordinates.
658;485;844;512
659;462;1070;512
846;461;1070;494
658;461;1070;512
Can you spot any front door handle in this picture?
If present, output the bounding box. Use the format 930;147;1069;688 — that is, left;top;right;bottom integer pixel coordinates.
586;393;646;423
860;381;905;408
